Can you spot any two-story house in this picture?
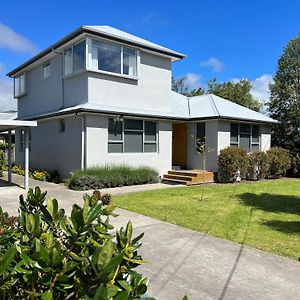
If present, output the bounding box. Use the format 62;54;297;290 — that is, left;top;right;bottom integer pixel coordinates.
8;26;276;179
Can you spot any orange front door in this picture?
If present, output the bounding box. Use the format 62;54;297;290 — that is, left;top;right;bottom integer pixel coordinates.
172;123;187;168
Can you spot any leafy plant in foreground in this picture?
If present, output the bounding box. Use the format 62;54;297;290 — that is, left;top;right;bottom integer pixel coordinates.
0;188;153;299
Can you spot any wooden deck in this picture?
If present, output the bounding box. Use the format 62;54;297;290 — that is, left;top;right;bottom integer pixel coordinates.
162;169;215;186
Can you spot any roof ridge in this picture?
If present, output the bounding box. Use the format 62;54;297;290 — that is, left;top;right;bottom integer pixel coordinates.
209;94;221;117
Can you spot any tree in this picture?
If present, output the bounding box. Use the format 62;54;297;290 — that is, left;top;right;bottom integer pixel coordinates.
172;76;262;111
207;78;262;112
172;76;204;97
268;35;300;150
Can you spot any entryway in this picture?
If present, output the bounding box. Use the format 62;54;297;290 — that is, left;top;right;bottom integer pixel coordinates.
172;123;188;169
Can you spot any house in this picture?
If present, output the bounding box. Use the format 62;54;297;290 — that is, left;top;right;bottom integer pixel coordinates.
7;26;276;179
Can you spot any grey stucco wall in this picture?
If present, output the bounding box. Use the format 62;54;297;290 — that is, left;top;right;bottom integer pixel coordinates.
187;120;272;172
187;120;219;172
18;55;63;118
88;52;172;113
15;117;82;178
85;114;172;175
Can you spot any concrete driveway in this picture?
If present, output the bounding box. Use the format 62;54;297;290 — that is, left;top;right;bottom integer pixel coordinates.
0;175;300;299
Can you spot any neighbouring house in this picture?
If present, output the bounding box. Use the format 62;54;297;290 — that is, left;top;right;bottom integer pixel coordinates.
7;26;276;179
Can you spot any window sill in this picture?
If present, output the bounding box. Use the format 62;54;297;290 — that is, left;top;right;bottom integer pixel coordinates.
87;68;139;81
14;93;26;99
108;152;159;155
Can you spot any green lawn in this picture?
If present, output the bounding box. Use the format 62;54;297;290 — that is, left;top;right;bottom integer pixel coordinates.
115;178;300;260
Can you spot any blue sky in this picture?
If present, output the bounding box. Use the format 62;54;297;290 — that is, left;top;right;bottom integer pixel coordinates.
0;0;300;110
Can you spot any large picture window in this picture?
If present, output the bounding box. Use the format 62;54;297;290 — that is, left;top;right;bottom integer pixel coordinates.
14;73;25;98
108;118;158;153
64;40;86;75
91;39;137;77
230;123;260;152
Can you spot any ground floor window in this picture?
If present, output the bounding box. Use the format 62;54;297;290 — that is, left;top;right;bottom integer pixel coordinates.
230;123;260;152
108;118;158;153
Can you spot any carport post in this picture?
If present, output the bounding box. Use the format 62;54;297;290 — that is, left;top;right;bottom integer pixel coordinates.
24;128;29;190
7;129;12;184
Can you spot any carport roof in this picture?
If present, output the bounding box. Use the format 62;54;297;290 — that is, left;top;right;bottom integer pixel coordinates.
0;119;37;133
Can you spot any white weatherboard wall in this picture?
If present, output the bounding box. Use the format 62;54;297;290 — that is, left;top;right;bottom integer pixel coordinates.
88;52;172;113
85;115;172;175
15;117;82;178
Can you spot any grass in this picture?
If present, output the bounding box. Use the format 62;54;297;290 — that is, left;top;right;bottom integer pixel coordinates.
68;165;159;190
115;178;300;260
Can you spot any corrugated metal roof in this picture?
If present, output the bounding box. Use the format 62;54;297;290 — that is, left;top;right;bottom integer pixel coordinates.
84;26;185;60
189;94;277;123
0;111;17;120
19;93;277;124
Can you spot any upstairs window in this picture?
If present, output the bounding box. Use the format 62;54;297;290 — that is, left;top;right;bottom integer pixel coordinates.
14;73;25;98
230;123;260;152
91;39;137;77
43;62;51;78
64;40;86;75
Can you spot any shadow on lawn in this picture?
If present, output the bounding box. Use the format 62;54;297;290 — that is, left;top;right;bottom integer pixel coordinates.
262;220;300;234
238;193;300;216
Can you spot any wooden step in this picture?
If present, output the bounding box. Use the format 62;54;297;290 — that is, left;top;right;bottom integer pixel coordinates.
162;169;215;185
163;174;194;181
168;170;198;177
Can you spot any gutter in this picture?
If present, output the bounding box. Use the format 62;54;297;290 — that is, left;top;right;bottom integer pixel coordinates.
17;107;278;125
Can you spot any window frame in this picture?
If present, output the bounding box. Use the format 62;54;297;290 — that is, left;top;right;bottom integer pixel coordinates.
58;119;66;133
43;62;51;79
14;73;26;98
108;118;158;153
230;123;261;152
63;39;86;77
89;37;138;79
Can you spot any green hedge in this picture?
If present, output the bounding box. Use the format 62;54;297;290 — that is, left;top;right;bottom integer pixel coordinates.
218;146;291;183
266;147;291;179
68;165;159;190
218;147;249;183
0;150;4;177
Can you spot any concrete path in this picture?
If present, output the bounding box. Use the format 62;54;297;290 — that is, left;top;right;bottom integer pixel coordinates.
0;175;300;299
0;173;182;215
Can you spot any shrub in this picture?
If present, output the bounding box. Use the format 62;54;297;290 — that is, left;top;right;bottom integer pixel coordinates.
266;147;291;178
0;150;3;177
247;151;269;180
218;147;249;183
7;165;60;183
68;165;159;191
0;187;152;299
288;151;300;177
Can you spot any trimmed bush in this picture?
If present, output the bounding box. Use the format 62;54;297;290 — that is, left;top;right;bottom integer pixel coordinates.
288;151;300;177
68;165;159;191
0;150;3;177
247;151;269;180
266;147;291;178
218;147;249;183
0;187;151;299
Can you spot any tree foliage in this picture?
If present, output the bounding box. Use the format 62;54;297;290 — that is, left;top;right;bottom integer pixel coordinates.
0;187;152;299
171;76;204;97
268;35;300;150
172;76;262;111
207;78;262;112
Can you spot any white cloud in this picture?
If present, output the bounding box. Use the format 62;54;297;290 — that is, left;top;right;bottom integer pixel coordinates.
200;57;223;72
250;74;273;103
185;73;202;89
0;23;37;54
0;63;17;111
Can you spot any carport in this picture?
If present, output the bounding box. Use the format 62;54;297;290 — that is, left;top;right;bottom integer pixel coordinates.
0;120;37;189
